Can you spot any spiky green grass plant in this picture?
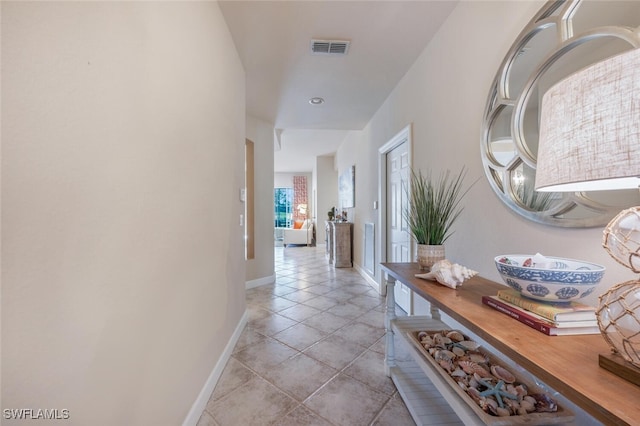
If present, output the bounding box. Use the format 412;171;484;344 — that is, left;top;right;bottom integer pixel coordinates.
404;167;475;245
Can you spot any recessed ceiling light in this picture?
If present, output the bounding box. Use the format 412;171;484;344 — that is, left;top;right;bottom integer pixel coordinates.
309;97;324;105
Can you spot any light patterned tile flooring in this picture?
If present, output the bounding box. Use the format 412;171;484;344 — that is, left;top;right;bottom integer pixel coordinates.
198;245;416;426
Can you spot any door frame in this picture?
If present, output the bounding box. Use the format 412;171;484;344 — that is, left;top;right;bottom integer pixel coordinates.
377;123;413;295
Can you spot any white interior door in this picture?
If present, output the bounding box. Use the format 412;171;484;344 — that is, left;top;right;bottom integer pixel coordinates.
386;140;412;313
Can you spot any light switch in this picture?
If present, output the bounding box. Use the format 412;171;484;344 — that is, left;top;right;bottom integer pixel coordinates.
240;188;246;202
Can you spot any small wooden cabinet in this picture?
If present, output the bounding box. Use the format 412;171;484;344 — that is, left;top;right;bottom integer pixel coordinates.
328;222;352;268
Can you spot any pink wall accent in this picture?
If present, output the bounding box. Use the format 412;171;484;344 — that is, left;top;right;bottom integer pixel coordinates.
293;176;308;220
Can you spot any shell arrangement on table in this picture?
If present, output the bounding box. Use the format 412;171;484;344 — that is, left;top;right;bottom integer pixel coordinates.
415;259;479;289
415;329;558;418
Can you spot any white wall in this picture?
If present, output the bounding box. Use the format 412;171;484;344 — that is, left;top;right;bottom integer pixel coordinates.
335;0;636;306
1;2;246;424
315;155;339;244
246;116;275;283
335;130;376;275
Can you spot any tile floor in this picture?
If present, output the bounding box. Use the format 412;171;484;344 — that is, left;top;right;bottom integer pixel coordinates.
197;245;416;426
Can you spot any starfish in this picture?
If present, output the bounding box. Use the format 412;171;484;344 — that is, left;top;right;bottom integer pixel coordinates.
477;378;518;408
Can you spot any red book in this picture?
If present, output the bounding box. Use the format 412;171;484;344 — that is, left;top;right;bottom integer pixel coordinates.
482;295;600;336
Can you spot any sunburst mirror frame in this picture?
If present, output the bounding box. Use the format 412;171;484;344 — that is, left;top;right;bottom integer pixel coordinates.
481;0;640;227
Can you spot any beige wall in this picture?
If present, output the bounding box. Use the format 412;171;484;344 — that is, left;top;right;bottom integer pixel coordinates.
314;155;338;245
336;0;637;306
336;128;378;278
1;2;246;425
246;116;275;283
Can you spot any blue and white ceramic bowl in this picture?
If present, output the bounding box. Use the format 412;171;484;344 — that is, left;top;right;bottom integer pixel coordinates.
494;255;606;302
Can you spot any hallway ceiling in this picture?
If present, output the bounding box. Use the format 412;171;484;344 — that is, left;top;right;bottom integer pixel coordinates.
219;0;458;172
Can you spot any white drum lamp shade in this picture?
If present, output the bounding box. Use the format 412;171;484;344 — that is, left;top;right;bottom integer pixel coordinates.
535;48;640;193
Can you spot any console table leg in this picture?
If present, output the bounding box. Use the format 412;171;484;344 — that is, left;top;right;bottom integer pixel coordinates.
430;303;441;321
384;274;397;377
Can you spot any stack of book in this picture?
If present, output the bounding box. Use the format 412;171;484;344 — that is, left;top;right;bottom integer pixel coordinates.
482;288;600;336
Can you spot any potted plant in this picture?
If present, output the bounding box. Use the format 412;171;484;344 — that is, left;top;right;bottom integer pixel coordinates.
404;167;475;270
327;207;335;221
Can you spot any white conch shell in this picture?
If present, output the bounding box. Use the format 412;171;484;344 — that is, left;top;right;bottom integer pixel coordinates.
415;259;478;289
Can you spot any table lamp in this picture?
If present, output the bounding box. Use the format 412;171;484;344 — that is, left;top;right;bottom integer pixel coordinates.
535;47;640;383
297;203;308;219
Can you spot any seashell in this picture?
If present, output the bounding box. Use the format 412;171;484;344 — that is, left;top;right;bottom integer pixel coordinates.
473;365;494;386
456;377;470;390
496;407;511;417
467;387;483;403
466;351;489;364
520;399;535;413
446;330;465;342
514;384;528;398
434;350;455;372
417;331;429;340
439;359;454;372
415;259;479;289
469;376;480;389
420;335;434;347
473;372;486;382
435;349;456;361
531;393;558;413
433;333;451;347
457;340;481;351
504;398;520;412
459;360;490;377
491;365;516;383
452;346;466;357
480;397;498;414
451;367;467;378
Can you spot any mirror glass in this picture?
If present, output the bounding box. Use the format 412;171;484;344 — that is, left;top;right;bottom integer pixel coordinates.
481;0;640;227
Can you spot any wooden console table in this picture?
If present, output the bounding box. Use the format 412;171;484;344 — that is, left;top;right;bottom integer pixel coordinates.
381;262;640;426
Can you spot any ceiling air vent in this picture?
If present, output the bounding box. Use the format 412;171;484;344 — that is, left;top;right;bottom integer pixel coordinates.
310;39;350;55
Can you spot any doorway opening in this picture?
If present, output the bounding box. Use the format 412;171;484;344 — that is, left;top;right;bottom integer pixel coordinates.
378;124;413;312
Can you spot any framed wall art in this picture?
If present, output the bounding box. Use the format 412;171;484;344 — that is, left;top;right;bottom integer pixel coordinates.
339;165;355;208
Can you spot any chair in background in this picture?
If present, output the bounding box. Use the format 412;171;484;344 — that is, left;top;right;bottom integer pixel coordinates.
283;219;313;247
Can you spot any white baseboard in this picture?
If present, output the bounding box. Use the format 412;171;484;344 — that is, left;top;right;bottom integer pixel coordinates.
182;309;248;426
245;274;276;290
355;263;382;295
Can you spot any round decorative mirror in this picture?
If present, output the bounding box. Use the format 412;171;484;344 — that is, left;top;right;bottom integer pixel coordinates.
481;0;640;227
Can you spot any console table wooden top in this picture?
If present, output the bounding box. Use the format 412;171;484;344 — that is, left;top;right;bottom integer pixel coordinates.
381;262;640;426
